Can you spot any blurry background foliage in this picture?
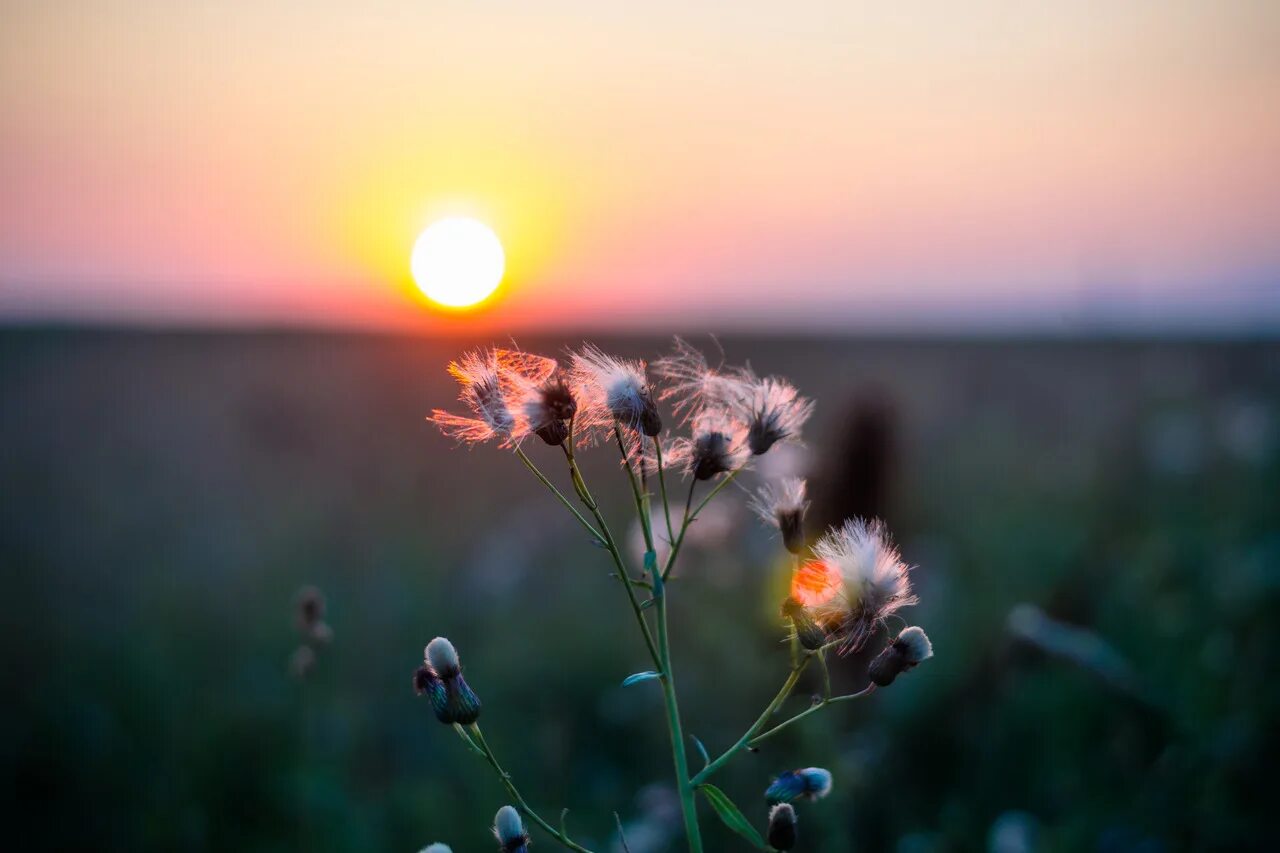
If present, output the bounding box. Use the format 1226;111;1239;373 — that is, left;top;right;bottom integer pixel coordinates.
2;330;1277;851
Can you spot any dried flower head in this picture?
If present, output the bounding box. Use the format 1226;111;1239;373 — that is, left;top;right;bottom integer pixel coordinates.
493;805;530;852
571;344;661;436
751;477;809;554
794;519;917;654
414;636;481;725
869;626;934;687
737;373;814;456
766;803;798;851
670;410;749;480
522;370;577;446
766;767;833;803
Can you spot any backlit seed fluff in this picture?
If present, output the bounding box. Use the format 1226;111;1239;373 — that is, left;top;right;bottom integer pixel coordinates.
421;845;453;853
766;803;798;851
869;626;934;687
766;767;833;803
493;805;530;852
428;349;518;445
751;477;809;554
652;336;742;422
796;519;917;654
571;344;662;436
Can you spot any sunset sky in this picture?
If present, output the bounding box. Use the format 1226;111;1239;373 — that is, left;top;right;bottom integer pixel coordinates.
2;1;1278;331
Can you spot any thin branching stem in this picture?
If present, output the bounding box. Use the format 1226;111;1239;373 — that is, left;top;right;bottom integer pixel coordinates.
652;436;675;547
560;424;662;669
613;422;653;551
515;446;604;544
691;656;811;786
747;684;877;747
661;468;742;581
468;724;594;853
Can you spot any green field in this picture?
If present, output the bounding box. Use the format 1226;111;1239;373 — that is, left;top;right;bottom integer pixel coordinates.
2;330;1277;851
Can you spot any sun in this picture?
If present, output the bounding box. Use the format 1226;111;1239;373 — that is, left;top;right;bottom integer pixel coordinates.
410;217;505;309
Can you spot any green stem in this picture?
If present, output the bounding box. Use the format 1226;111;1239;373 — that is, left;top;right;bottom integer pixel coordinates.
560;430;662;670
515;446;604;544
468;724;594;853
747;684;876;748
691;657;810;786
653;436;675;548
613;422;653;552
654;577;704;852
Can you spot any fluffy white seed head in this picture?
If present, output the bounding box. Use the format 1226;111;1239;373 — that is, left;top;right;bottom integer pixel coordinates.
421;845;453;853
896;625;933;663
570;344;660;436
806;519;917;653
493;805;526;845
425;636;459;675
429;348;561;447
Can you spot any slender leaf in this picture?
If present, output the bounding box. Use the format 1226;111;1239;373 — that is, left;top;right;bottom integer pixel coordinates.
690;734;710;769
698;784;769;849
621;670;662;687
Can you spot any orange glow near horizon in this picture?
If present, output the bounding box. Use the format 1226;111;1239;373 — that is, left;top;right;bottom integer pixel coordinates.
2;2;1279;329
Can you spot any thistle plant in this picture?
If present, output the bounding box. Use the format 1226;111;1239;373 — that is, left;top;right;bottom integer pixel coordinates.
418;339;935;851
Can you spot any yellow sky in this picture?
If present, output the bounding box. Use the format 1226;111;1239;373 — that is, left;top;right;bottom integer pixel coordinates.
2;1;1278;329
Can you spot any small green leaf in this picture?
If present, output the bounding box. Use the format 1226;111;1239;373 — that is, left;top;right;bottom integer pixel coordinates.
698;784;769;849
621;671;662;687
690;734;710;769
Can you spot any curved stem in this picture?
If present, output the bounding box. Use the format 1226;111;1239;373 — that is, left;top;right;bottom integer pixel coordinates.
691;657;811;786
468;724;594;853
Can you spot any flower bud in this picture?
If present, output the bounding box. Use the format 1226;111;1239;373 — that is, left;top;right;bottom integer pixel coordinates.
534;418;571;446
765;767;832;803
638;396;662;437
414;638;482;725
778;509;804;556
493;805;530;853
868;626;933;687
782;598;828;651
766;803;798;851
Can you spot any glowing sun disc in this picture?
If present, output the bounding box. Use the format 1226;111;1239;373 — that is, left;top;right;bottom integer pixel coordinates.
411;217;505;308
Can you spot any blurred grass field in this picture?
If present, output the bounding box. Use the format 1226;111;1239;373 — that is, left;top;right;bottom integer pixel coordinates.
2;329;1277;852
